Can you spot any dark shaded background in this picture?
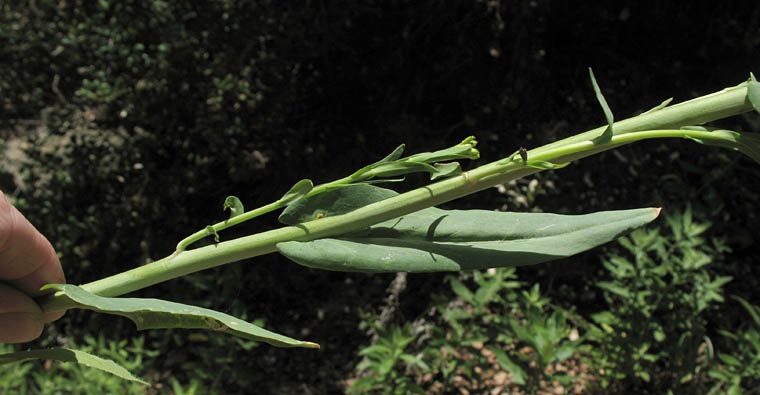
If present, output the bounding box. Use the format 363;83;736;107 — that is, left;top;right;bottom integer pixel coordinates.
1;1;758;393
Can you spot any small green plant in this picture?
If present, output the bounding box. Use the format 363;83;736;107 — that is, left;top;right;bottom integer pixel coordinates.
587;206;732;390
708;296;760;394
2;71;759;384
349;323;428;394
0;334;156;394
350;268;587;393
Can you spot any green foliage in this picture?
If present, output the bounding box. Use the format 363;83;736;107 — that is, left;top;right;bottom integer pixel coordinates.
0;334;155;394
708;296;760;394
0;348;147;385
349;323;428;394
351;268;587;393
586;206;732;390
2;1;758;393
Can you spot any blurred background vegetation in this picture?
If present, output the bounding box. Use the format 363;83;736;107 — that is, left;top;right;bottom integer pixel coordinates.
1;1;758;393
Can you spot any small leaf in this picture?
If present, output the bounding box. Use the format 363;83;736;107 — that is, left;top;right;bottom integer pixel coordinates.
681;126;760;164
277;186;661;272
279;183;398;225
365;161;440;179
378;144;406;163
733;295;760;326
524;160;570;170
0;348;148;385
280;179;314;204
490;348;527;385
223;196;244;218
589;67;614;143
355;137;479;181
597;281;632;298
206;225;220;243
405;136;480;163
590;311;616;325
749;72;760;114
430;162;462;180
42;284;319;349
640;97;673;115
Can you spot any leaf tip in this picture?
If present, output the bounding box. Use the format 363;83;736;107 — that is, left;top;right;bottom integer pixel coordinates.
40;283;64;292
652;207;662;219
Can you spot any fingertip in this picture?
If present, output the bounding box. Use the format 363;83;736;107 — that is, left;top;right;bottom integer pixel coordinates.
0;312;44;343
42;309;66;323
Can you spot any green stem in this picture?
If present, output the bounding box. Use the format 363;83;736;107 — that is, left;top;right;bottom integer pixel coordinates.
174;200;286;252
174;176;356;253
38;80;755;313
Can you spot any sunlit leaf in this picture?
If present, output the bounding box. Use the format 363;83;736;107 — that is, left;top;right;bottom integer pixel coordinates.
0;348;148;385
277;186;660;272
42;284;319;349
589;67;614;143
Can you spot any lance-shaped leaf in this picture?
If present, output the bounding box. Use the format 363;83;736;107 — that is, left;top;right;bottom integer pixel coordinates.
276;186;660;272
42;284;319;349
589;68;614;143
0;348;148;385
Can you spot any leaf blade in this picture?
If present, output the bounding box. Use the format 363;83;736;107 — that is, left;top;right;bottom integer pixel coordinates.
0;348;148;385
589;67;614;143
42;284;319;349
278;183;398;224
278;201;661;272
223;196;244;218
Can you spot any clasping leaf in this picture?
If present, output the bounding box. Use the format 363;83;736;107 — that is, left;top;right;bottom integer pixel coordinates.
276;185;661;272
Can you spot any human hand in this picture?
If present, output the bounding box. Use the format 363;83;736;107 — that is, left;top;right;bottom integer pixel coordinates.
0;190;65;343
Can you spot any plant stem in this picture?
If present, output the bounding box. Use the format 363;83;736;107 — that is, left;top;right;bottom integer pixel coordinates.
174;200;287;253
173;176;357;252
38;80;755;313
